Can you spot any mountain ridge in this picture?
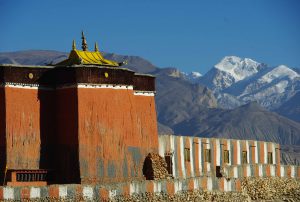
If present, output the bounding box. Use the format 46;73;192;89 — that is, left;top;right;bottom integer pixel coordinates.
173;101;300;145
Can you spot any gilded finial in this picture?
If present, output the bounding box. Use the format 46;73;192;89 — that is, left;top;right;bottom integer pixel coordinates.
94;42;99;52
72;40;76;50
81;31;88;51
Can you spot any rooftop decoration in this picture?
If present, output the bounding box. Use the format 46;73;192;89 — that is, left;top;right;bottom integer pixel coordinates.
56;31;126;67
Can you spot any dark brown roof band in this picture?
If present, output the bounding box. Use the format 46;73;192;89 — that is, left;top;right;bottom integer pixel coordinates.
0;65;156;92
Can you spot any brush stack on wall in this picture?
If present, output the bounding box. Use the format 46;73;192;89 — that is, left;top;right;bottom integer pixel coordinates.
143;153;171;180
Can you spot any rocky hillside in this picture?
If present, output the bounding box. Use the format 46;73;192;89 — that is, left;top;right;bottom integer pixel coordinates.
275;91;300;123
154;67;217;127
280;145;300;165
104;53;157;73
173;102;300;145
0;50;68;65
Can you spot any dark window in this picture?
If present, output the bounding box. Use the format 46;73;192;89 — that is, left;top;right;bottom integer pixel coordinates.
267;152;273;164
165;155;173;175
204;149;211;163
242;151;248;164
184;148;190;162
224;150;230;164
216;166;222;178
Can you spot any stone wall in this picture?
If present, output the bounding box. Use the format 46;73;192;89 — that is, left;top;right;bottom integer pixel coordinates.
223;164;300;179
1;176;299;201
158;135;280;179
0;176;243;201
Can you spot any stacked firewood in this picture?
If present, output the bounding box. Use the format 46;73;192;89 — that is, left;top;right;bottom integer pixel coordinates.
143;153;172;180
242;177;300;201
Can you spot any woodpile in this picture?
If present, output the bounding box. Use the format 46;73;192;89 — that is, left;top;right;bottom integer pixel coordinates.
112;190;250;202
242;177;300;201
143;153;172;180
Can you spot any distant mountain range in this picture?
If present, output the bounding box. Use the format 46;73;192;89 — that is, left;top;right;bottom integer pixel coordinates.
195;56;300;113
1;50;300;164
162;56;300;124
174;102;300;145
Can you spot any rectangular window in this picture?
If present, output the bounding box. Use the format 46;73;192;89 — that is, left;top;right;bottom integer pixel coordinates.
224;150;230;164
184;148;190;162
242;151;248;164
165;155;173;175
267;152;273;164
204;149;211;163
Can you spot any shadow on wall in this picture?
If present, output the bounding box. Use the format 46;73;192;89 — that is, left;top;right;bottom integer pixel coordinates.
0;86;6;185
143;155;153;180
38;69;80;184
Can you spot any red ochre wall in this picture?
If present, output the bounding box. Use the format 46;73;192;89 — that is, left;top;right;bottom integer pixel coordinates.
0;66;158;184
133;94;158;151
0;87;6;183
3;87;56;171
5;87;41;169
54;88;80;183
77;88;158;184
0;85;158;184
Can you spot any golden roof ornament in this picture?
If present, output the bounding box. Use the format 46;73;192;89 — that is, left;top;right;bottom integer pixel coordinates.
94;42;99;52
72;40;76;50
55;32;126;67
81;31;88;51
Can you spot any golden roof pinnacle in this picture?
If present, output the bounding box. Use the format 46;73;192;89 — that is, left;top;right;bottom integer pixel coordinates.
81;31;88;51
56;32;125;67
94;42;99;52
72;40;76;50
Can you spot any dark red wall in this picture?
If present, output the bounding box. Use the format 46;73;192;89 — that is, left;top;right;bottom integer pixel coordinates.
5;87;42;169
0;65;158;184
54;88;80;183
0;86;6;184
77;88;158;184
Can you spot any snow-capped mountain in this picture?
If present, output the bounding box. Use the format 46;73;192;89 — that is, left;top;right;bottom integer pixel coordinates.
164;69;203;83
181;71;202;83
215;56;262;81
188;71;202;78
199;56;267;92
235;65;300;109
199;56;300;110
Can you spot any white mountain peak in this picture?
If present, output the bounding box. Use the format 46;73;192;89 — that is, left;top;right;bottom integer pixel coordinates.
180;71;202;83
200;55;300;110
259;65;299;83
215;56;261;81
190;71;202;78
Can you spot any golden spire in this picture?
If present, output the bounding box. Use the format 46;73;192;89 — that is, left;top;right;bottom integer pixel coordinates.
81;31;88;51
72;40;76;50
94;42;99;52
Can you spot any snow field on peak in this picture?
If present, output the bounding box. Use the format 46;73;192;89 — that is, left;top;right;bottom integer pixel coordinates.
190;71;202;78
258;65;299;84
214;56;261;81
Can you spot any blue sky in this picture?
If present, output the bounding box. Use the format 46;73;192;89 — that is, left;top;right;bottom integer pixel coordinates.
1;0;300;73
